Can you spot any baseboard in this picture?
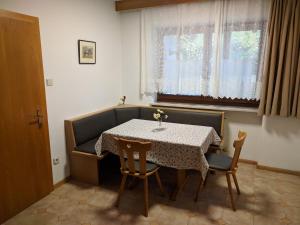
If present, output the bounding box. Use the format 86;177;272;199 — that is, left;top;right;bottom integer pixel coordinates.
239;158;300;176
239;158;257;165
256;165;300;176
53;176;71;189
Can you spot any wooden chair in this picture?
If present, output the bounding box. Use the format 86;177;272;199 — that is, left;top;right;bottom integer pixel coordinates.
114;137;165;217
195;131;247;211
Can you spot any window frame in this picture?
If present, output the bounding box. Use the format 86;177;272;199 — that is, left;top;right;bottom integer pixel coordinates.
156;21;267;107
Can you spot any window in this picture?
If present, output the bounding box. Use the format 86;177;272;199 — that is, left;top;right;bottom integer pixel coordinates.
162;32;205;95
157;23;266;107
141;0;270;107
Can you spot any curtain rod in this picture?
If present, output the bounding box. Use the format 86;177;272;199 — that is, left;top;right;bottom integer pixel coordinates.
115;0;207;11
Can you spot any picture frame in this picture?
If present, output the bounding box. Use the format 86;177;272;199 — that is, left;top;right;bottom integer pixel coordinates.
78;40;96;64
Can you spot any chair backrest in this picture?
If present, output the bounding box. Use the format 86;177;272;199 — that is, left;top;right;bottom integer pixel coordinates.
230;131;247;171
114;137;151;175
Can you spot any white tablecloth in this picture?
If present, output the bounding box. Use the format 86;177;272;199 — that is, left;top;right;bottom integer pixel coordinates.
95;119;221;179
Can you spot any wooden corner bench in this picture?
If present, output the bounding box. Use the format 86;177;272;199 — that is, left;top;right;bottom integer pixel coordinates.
65;105;224;185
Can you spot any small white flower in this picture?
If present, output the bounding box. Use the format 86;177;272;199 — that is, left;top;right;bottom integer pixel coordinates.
157;109;164;114
165;115;168;119
153;113;161;120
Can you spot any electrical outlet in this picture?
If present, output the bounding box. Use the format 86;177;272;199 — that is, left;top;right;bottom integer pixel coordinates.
53;158;59;165
46;78;54;86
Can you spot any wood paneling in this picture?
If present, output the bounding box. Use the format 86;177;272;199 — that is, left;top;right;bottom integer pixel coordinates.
64;120;109;185
70;153;100;185
115;0;205;11
0;9;53;223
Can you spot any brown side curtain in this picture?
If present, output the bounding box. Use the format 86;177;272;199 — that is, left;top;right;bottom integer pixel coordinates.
258;0;300;118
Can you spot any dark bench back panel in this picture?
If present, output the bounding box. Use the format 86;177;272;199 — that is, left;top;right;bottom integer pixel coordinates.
140;107;222;136
114;107;140;125
140;107;157;121
72;109;116;146
164;109;223;136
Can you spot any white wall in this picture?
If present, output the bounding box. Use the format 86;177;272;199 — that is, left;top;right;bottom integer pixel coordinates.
120;11;300;171
1;1;299;185
0;0;122;184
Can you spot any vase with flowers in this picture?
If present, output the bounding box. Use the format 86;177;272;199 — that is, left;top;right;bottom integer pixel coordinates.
153;109;168;127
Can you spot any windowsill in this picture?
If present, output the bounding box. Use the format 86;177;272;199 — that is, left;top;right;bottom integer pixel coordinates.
151;101;258;113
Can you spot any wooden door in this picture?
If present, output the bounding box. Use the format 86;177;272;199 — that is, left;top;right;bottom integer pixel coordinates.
0;10;53;223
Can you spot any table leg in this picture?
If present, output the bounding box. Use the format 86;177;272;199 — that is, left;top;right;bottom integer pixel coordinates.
170;169;187;201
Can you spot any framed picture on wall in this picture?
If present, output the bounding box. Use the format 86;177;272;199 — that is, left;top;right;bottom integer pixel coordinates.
78;40;96;64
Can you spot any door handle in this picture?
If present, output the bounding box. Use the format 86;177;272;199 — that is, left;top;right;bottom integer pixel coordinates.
29;108;43;128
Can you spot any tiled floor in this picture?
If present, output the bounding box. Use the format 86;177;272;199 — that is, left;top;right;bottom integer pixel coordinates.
3;163;300;225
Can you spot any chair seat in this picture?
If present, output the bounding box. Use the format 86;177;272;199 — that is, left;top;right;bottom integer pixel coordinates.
206;153;232;171
125;160;158;173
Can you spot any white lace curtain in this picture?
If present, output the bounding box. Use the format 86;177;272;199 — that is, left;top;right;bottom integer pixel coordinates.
141;0;270;99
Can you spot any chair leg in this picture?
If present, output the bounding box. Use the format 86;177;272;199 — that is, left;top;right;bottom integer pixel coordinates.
116;174;127;207
143;177;149;217
155;171;165;196
226;172;236;211
194;175;204;202
232;172;240;195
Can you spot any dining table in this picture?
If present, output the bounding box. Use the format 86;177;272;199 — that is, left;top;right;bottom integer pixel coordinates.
95;118;221;200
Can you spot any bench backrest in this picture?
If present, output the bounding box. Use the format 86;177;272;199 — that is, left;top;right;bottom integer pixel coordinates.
114;107;140;125
140;107;224;137
69;106;224;148
72;109;117;145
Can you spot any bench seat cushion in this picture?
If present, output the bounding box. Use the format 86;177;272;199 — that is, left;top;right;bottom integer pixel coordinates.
75;138;98;154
